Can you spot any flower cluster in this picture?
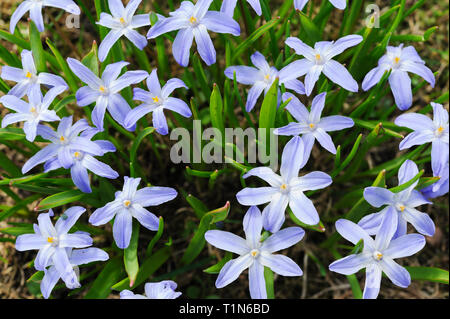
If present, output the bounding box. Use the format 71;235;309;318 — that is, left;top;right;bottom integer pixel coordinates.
4;0;447;300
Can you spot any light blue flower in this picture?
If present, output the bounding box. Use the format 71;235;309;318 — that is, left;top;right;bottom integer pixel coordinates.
359;160;435;237
220;0;262;16
236;136;332;233
395;102;448;177
224;51;305;112
421;159;449;199
22;116;104;174
279;35;362;96
96;0;151;62
147;0;240;67
67;58;148;131
274;92;354;167
294;0;346;11
15;207;93;286
0;88;63;142
362;44;435;110
89;177;178;249
0;49;68;99
120;281;182;299
124;69;191;135
41;246;109;299
42;128;119;193
329;210;426;299
10;0;80;33
205;206;304;299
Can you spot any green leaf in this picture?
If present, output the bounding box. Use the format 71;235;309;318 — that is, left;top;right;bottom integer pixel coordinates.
264;267;275;299
36;190;86;211
209;84;225;140
0;128;26;141
298;11;322;45
405;266;449;284
81;41;99;76
185;194;209;219
124;221;140;287
130;127;155;177
84;257;126;299
145;217;164;257
203;251;232;274
0;224;34;236
46;38;78;93
258;78;279;154
29;21;47;73
112;246;171;291
180;201;230;266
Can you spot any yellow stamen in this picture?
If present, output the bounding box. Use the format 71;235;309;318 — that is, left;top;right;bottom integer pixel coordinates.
119;17;126;24
251;250;259;257
189;16;197;24
375;252;383;260
30;107;36;113
264;74;270;81
438;126;444;133
399;205;405;212
99;86;106;93
123;200;131;207
152;96;160;103
26;71;32;78
47;237;54;243
74;151;80;158
60;136;65;142
394;57;400;64
315;54;321;61
280;184;287;190
309;123;315;129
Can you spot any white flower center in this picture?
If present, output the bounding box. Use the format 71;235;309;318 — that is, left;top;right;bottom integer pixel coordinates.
372;251;383;261
280;183;290;194
99;85;109;95
395;203;406;212
123;199;132;208
250;249;259;258
59;136;68;145
314;53;326;65
47;236;59;247
189;16;199;26
435;126;445;137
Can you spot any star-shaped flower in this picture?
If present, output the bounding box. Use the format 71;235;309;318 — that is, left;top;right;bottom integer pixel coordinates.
96;0;151;62
10;0;80;33
236;136;332;233
274;92;354;167
0;49;68;99
67;58;148;131
124;69;191;135
147;0;240;67
120;281;182;299
359;160;435;237
224;51;305;112
362;44;435;110
89;177;178;249
279;35;363;96
329;210;426;299
205;206;304;299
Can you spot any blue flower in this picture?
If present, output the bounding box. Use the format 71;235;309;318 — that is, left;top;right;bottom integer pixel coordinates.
42;127;119;193
236;136;332;233
294;0;346;11
220;0;262;16
120;281;182;299
224;51;305;112
10;0;80;33
15;207;93;285
0;88;63;142
22;116;104;174
0;49;68;99
147;0;240;67
359;160;435;237
279;35;362;96
421;159;449;199
41;247;109;299
329;211;426;299
395;102;448;176
97;0;151;62
89;177;178;249
67;58;148;131
274;92;354;167
205;206;304;299
124;69;192;135
362;44;435;110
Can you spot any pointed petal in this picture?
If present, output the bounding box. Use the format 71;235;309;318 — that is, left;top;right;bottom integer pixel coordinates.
403;207;435;236
113;210;133;249
379;257;411;288
130;205;160;231
362;264;382;299
55;206;85;235
202;11;240;36
261;227;304;253
215;254;253;288
133;186;178;207
322;60;359;92
384;234;426;259
389;70;412;111
280;136;304;182
262;193;289;233
172;28;194;67
259;253;302;276
205;230;249;255
248;262;266;299
363;187;394;207
329;253;371;275
243;206;263;248
236;187;278;206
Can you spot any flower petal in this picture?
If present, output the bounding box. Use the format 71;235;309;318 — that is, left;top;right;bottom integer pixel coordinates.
384;234;426;259
261;227;304;253
55;206;85;235
329;253;371;275
262;193;289;233
363;187;394;207
130;205;160;231
403;207;435;237
280;136;304;183
322;60;359;92
215;254;253;288
113;210;133;249
202;11;240;36
259;252;303;276
236;187;278;206
288;189;320;226
389;70;412;111
362;264;382;299
248;262;266;299
172;28;194;67
379;257;411;288
205;230;249;255
133;186;178;207
243;206;263;248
